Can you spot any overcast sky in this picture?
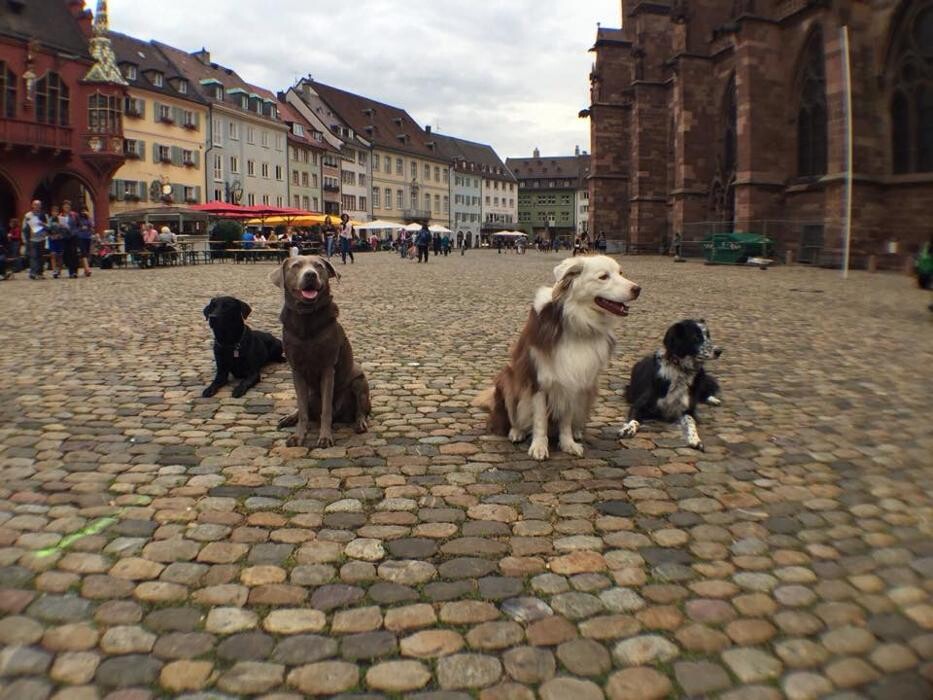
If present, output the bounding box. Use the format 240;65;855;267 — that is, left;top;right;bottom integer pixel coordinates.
111;0;620;160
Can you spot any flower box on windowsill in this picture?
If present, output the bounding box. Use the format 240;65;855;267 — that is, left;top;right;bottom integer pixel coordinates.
159;155;173;164
125;108;142;118
125;151;141;160
157;115;174;125
183;159;196;168
125;194;141;202
182;122;198;131
185;197;198;204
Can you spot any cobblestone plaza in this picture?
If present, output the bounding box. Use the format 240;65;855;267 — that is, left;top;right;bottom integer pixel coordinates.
1;252;931;699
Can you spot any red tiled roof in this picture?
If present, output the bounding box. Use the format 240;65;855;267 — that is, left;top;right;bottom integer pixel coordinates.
308;80;442;160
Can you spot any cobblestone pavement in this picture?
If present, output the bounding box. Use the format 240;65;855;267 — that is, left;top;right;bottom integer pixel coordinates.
1;251;932;700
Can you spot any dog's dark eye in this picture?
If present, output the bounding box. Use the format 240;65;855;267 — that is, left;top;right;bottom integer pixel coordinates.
599;273;610;281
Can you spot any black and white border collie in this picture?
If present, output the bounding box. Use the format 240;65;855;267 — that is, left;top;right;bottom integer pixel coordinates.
475;255;641;460
618;319;722;451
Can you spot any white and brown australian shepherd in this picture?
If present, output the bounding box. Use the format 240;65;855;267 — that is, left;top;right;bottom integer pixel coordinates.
474;255;641;460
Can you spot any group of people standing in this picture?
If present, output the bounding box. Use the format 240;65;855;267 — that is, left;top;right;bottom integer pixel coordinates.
1;199;95;280
396;224;453;263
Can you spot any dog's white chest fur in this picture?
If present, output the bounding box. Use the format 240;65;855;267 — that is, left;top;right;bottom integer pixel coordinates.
657;356;692;419
532;335;611;394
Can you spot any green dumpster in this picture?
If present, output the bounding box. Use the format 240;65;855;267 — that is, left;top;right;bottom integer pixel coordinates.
703;232;774;264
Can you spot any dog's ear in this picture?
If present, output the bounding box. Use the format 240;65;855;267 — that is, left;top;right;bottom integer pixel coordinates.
552;260;584;301
664;321;693;358
320;257;340;283
269;260;286;288
239;300;252;319
203;298;217;319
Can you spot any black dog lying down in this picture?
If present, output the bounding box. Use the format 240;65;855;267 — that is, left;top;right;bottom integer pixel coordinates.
202;296;285;398
618;318;722;450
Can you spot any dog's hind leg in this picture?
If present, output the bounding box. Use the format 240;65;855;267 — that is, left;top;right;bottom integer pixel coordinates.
679;414;704;451
232;373;260;398
277;411;298;429
527;391;549;461
350;372;371;434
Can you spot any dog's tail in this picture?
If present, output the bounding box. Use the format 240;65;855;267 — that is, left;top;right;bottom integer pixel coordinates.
471;386;496;411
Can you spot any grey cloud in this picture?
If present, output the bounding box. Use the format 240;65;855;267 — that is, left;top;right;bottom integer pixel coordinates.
112;0;618;156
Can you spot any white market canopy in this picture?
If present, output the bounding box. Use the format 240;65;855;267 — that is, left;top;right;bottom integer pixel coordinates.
356;220;401;230
429;224;452;233
403;223;423;232
493;230;528;237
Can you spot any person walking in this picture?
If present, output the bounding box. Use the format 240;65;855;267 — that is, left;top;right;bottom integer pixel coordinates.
416;223;431;263
7;218;22;272
22;200;49;280
399;229;409;259
442;232;451;256
323;216;336;258
432;230;441;256
59;200;79;278
338;213;355;264
47;204;66;277
75;206;94;276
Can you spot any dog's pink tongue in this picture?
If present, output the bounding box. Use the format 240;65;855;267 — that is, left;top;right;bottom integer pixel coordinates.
300;289;319;300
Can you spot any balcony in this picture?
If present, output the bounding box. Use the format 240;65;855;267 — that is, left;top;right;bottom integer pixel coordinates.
0;118;73;151
403;208;431;221
323;183;340;193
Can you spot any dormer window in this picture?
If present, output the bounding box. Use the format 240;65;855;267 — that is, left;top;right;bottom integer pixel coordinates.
177;80;187;94
393;117;403;127
122;64;137;81
215;85;224;100
152;72;163;88
362;108;374;116
292;123;304;137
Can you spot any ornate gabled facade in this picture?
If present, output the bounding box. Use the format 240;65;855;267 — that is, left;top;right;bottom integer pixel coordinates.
0;0;127;230
586;0;933;267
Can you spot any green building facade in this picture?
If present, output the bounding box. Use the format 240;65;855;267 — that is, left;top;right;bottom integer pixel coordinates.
507;150;589;242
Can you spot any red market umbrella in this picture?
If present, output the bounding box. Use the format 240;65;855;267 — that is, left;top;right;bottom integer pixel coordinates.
191;201;256;218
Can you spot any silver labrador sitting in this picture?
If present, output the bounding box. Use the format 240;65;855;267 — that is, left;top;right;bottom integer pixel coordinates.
270;255;370;447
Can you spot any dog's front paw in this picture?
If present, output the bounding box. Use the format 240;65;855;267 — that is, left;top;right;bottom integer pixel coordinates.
689;440;705;452
706;396;722;406
560;439;585;457
231;385;249;398
573;429;584;441
354;416;369;434
316;433;335;448
617;420;640;440
277;412;298;429
528;440;549;461
202;385;219;398
508;428;527;444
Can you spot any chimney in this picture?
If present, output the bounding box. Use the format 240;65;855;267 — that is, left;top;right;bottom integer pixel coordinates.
533;147;540;158
425;125;431;134
575;145;580;156
192;48;211;64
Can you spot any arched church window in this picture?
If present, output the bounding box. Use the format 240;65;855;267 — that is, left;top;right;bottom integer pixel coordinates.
889;1;933;173
797;29;828;177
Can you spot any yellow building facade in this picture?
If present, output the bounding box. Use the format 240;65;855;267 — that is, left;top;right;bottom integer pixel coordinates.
370;147;450;226
109;33;208;216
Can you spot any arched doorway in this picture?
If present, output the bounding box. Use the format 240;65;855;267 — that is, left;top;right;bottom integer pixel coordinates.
0;172;17;229
32;172;95;218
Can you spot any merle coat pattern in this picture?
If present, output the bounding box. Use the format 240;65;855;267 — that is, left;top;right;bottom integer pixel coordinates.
202;296;285;398
618;319;722;450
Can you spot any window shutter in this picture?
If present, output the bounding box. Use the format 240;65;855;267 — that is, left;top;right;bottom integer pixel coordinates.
194;185;201;203
153;101;161;119
172;184;184;202
194;112;201;129
115;180;125;201
173;106;183;124
193;151;200;168
138;181;148;202
152;142;159;161
109;179;118;198
171;146;182;166
136;139;145;160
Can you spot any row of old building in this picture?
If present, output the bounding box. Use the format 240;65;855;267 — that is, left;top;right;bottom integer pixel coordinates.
0;0;592;244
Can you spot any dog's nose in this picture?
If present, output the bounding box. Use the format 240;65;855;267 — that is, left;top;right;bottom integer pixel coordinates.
630;285;641;300
714;347;723;358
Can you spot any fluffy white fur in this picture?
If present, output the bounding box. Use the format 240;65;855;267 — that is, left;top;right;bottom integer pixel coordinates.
517;255;640;460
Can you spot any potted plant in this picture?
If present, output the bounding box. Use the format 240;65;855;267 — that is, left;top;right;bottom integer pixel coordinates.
209;220;244;256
